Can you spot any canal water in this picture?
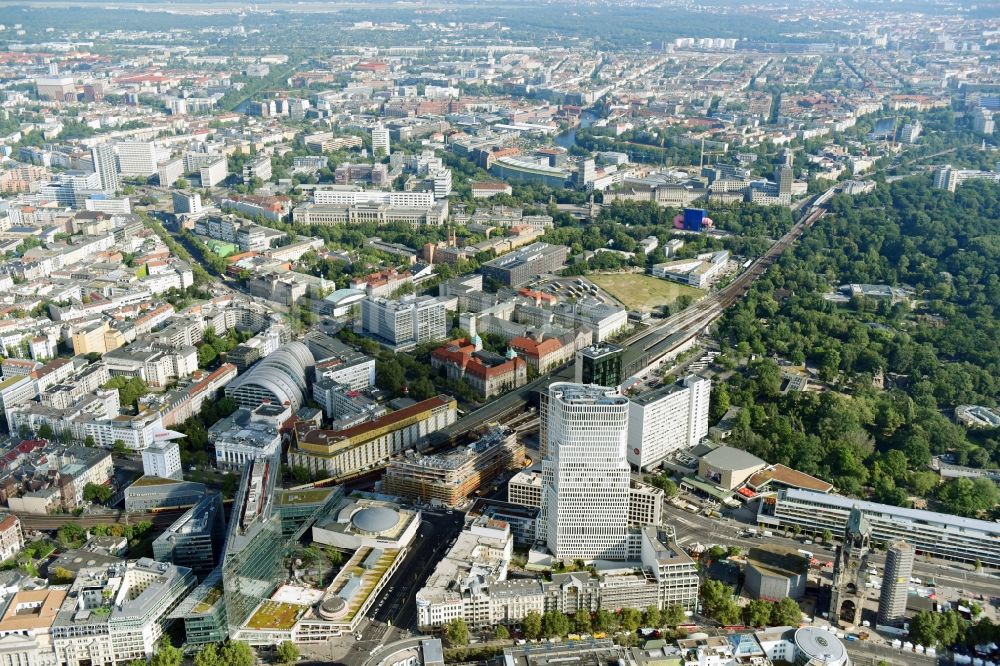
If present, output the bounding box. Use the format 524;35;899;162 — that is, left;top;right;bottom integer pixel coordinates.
554;109;599;150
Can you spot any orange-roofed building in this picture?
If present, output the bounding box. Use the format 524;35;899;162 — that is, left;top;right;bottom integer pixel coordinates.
431;339;528;399
508;335;574;373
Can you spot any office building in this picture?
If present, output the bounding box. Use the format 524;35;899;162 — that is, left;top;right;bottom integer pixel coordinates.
933;164;1000;192
431;168;452;199
158;157;184;187
224;341;315;412
652;251;729;288
37;170;105;208
124;477;208;512
142;440;182;480
303;132;364;153
372;125;391;157
759;487;1000;568
313;351;375;394
775;165;793;196
222;456;284;632
172;190;202;215
91;144;120;194
574;344;624;387
479;243;568;288
50;559;196;666
383;427;524;507
209;403;287;470
900;121;922;144
627;375;710;469
242;155;272;183
539;383;631;561
360;295;447;351
509;470;662;528
973;108;995;134
289;395;457;477
153;493;227;576
184;154;228;188
115;141;158;177
170;568;228;645
877;540;914;627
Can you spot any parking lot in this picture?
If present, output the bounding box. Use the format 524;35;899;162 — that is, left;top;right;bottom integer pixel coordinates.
526;275;619;307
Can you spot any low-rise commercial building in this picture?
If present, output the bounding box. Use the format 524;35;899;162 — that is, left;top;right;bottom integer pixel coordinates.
744;545;809;601
383;428;524;507
697;445;767;491
759;487;1000;568
124;477;207;512
289;395;457;478
51;559;196;666
209;403;288;471
416;521;697;630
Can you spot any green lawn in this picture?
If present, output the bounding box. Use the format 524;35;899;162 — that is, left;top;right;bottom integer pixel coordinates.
590;273;704;312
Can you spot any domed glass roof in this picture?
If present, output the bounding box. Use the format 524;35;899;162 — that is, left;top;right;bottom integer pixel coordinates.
351;507;400;534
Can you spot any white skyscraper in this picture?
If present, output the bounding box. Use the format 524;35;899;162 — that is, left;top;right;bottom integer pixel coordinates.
539;382;631;562
91;144;120;193
627;375;710;470
372;125;391;157
115;141;158;177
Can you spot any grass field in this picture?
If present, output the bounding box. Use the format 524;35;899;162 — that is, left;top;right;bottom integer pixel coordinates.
590;273;705;312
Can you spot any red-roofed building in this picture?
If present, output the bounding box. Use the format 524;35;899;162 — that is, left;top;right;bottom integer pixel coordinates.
517;287;559;306
354;61;389;72
431;339;528;399
509;335;574;374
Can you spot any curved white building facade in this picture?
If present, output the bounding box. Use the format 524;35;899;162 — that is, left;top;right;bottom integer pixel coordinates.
540;382;630;562
225;341;315;412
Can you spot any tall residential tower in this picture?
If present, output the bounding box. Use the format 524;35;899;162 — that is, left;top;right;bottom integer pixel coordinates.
91;144;120;193
878;540;914;627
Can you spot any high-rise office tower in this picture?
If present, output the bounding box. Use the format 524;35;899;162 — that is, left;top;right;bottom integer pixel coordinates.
574;344;624;387
538;382;631;562
372;125;391;157
115;141;158;176
776;165;794;196
627;375;711;470
91;144;120;193
878;540;914;626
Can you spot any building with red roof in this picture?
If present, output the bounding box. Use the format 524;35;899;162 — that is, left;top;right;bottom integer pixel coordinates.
508;335;574;374
431;339;527;399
